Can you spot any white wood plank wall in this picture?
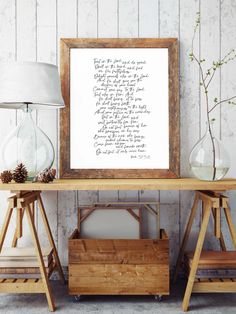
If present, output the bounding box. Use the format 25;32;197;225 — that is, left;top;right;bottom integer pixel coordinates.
0;0;236;269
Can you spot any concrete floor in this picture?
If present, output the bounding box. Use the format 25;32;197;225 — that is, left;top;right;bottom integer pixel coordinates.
0;280;236;314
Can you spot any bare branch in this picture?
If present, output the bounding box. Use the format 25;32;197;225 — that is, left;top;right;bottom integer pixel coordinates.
206;68;216;89
208;95;236;113
203;49;236;84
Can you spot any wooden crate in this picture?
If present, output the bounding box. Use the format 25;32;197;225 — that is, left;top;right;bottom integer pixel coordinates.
68;229;169;295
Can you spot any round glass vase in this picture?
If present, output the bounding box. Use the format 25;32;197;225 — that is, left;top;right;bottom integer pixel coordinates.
189;121;230;181
1;108;55;180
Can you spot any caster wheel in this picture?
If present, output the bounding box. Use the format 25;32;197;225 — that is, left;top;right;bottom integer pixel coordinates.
73;295;82;302
154;295;162;302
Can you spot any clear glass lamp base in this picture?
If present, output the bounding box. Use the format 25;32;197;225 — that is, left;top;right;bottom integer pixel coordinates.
1;108;55;180
189;122;230;181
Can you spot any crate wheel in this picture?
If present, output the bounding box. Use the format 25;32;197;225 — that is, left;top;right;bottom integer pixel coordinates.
74;295;82;302
154;295;162;302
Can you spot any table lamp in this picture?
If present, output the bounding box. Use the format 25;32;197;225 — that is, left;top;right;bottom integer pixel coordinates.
0;61;65;180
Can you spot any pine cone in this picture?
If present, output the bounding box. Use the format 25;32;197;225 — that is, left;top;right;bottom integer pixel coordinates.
37;172;51;183
0;170;12;183
13;163;28;183
35;168;56;183
48;168;56;181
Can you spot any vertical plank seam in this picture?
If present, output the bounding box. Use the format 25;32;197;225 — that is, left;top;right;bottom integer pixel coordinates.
15;0;17;61
117;0;119;38
35;0;38;125
55;0;59;163
15;0;18;126
76;0;78;37
198;0;202;230
75;0;80;213
178;0;181;254
199;0;201;139
56;0;58;65
56;0;59;249
178;0;181;247
117;0;120;202
35;0;39;232
97;0;99;39
138;0;139;38
35;0;38;62
117;0;120;203
76;0;79;209
97;0;99;203
138;0;140;203
158;0;160;203
219;0;222;140
56;0;59;179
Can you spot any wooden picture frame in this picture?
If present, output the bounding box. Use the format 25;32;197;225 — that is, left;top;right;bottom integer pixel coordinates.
60;38;179;178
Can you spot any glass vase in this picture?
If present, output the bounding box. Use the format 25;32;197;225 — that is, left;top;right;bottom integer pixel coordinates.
189;121;230;181
1;108;54;180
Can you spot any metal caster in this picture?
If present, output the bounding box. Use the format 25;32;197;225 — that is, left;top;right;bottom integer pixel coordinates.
73;295;82;302
154;295;162;302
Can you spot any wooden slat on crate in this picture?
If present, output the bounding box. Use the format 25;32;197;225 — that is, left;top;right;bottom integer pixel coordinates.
69;236;168;265
69;264;169;295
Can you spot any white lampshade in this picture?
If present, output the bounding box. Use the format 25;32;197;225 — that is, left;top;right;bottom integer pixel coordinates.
0;61;65;109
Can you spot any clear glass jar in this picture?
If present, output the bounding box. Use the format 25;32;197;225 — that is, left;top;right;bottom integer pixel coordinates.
189;121;230;181
1;108;54;180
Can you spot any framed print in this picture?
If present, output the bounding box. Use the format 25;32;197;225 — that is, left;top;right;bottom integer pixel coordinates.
60;38;179;178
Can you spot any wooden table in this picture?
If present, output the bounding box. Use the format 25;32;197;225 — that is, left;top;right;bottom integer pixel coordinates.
1;177;236;312
0;177;236;191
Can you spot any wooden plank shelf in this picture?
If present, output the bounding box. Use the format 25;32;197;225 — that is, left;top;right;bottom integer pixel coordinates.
185;251;236;270
0;278;45;293
0;263;54;275
0;178;236;191
193;278;236;293
184;251;236;283
184;251;236;293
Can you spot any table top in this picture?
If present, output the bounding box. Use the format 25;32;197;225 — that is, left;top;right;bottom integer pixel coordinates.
0;178;236;191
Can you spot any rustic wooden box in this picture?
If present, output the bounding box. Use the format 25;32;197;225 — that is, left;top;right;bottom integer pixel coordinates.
68;229;169;295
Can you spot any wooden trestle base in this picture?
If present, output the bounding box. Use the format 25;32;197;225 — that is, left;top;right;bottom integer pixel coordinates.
0;191;65;312
174;191;236;312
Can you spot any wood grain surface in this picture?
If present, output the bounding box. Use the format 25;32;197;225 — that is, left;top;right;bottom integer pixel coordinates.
0;178;236;191
68;228;169;295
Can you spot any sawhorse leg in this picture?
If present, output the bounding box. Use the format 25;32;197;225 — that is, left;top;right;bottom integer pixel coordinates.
0;191;65;312
173;193;199;283
0;205;14;252
174;191;224;311
25;203;55;311
224;201;236;249
37;194;65;284
182;200;211;311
